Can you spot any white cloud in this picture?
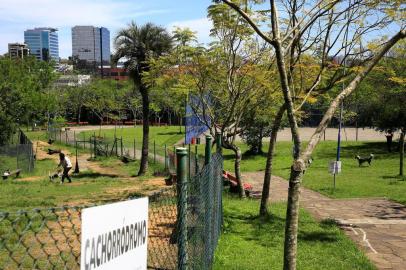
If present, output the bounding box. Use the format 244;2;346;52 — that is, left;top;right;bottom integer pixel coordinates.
167;17;213;45
0;0;171;57
0;0;162;28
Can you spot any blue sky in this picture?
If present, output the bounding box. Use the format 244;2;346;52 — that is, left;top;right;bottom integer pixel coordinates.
0;0;213;58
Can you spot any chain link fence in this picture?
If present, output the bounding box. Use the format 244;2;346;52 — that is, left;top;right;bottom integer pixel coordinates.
186;152;223;269
0;130;35;175
46;128;206;177
0;147;223;269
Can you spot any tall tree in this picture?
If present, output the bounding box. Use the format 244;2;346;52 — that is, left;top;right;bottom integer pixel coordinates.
0;56;57;144
113;22;172;176
219;0;406;269
84;79;120;136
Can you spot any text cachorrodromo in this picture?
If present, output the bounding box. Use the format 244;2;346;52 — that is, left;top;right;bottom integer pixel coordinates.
83;220;147;270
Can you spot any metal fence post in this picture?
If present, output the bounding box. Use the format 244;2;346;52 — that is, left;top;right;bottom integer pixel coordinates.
115;138;118;157
205;135;212;165
154;140;156;164
93;132;96;159
195;145;199;175
173;146;176;168
120;137;123;157
216;133;222;155
204;135;213;267
216;133;224;231
164;144;168;171
188;144;191;180
74;141;80;174
176;147;188;270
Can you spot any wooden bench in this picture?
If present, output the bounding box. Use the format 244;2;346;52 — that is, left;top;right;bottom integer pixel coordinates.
120;156;135;164
3;169;22;180
223;170;253;196
165;172;177;186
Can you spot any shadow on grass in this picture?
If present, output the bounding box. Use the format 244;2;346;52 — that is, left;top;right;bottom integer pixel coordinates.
73;172;119;179
382;175;405;180
299;231;339;243
315;142;397;160
156;131;184;136
222;200;340;248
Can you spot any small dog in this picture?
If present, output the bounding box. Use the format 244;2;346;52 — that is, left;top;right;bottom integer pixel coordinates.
49;170;62;182
355;154;374;167
2;169;11;180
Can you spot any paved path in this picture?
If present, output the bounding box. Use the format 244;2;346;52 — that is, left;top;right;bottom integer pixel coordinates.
244;172;406;270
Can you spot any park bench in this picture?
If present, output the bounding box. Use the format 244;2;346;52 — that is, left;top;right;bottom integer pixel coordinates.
223;170;253;197
121;155;135;164
2;169;22;180
165;172;177;186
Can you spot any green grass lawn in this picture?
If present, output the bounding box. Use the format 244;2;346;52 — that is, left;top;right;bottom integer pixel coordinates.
214;196;375;270
222;141;406;204
0;153;165;212
80;125;184;148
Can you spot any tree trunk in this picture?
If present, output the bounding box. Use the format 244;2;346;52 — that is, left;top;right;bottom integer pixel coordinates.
259;129;263;154
138;86;149;176
77;106;81;125
400;128;405;176
230;144;245;198
179;115;183;134
283;168;302;270
260;104;286;216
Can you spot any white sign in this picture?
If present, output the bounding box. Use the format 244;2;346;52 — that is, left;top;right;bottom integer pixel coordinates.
329;161;342;174
81;198;148;270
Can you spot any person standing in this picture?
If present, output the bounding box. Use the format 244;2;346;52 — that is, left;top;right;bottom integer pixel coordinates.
58;152;72;183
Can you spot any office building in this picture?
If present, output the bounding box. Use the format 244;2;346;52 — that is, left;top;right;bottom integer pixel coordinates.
72;26;110;66
24;27;59;62
8;43;29;59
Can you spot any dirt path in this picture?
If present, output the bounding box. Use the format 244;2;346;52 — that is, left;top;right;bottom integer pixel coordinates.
244;172;406;270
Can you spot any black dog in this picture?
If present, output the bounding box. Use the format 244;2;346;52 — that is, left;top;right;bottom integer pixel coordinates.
355;154;374;167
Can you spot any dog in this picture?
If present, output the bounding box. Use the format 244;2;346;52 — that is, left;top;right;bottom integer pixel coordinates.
355;154;374;167
49;170;62;182
2;169;11;180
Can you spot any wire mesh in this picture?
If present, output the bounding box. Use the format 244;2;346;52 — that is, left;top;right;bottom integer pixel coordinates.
0;152;223;269
0;206;83;270
0;131;35;175
186;153;223;269
47;128;206;178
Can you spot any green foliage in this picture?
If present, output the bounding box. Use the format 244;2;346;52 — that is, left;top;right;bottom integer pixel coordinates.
113;21;173;86
84;79;122;124
0;56;57;144
351;43;406;131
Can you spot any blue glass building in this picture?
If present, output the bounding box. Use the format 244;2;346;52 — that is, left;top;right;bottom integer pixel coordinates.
24;27;59;62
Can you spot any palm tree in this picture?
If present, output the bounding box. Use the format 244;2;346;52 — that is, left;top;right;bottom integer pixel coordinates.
113;22;172;176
